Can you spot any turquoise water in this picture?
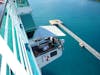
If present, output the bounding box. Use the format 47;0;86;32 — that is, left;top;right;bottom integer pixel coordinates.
28;0;100;75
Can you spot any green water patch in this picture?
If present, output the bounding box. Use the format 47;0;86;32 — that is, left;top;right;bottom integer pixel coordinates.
20;14;36;31
7;16;13;52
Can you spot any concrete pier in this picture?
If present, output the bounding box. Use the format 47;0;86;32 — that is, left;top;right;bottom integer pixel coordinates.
49;19;100;60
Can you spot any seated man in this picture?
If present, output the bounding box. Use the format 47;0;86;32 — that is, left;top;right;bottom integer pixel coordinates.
42;45;49;51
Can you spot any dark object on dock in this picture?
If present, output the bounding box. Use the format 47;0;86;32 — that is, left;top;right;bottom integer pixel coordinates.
79;42;85;48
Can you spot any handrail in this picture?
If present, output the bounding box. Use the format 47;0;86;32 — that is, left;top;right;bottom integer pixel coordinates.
0;0;41;75
8;1;41;75
0;35;28;75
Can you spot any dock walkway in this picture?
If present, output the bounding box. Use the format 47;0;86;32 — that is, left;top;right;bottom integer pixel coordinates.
49;20;100;60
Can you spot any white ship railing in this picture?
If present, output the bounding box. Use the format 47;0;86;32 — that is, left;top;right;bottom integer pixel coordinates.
0;0;41;75
0;35;28;75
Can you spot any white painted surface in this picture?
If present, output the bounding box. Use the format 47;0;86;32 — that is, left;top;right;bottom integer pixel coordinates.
0;36;28;75
34;26;66;39
16;6;32;15
36;49;62;68
1;5;9;75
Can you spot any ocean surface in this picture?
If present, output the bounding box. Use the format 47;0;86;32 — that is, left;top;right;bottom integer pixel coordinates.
28;0;100;75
